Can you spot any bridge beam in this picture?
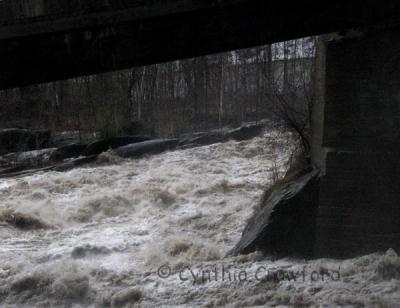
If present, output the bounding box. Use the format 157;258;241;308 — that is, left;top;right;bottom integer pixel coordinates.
313;27;400;258
2;1;400;89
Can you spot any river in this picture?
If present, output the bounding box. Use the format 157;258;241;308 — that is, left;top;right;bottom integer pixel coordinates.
0;131;399;307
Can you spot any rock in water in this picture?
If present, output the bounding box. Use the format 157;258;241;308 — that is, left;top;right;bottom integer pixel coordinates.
228;124;264;141
53;155;99;171
111;287;142;307
1;148;55;169
115;139;179;158
0;155;99;178
51;130;98;147
229;169;320;258
83;136;151;156
178;124;264;148
49;143;87;161
178;131;227;147
0;209;52;230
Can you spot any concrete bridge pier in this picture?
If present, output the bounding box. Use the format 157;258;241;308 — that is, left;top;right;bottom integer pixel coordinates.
312;27;400;258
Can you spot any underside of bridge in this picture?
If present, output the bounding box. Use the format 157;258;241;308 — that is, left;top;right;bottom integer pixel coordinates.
1;0;400;89
1;0;400;258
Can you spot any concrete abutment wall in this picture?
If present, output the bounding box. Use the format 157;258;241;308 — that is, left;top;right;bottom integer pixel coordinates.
313;28;400;258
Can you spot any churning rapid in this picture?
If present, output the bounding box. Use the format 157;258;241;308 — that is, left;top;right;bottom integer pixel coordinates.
0;131;399;307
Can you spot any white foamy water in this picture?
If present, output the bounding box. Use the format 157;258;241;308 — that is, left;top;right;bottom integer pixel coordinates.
0;131;399;307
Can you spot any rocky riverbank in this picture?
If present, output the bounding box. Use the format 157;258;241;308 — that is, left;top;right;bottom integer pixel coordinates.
0;124;265;178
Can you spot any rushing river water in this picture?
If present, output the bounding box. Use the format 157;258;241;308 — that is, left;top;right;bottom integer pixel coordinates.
0;131;399;307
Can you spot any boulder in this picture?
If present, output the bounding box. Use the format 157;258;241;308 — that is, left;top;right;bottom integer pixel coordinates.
115;139;179;158
49;143;87;162
178;124;264;148
0;165;27;176
1;148;55;169
178;131;227;148
51;131;99;147
0;155;98;178
228;169;320;258
0;209;52;230
53;155;99;172
111;287;142;307
228;124;264;141
83;136;151;156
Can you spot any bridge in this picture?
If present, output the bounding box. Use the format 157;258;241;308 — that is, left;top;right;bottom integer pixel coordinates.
1;0;400;89
2;0;400;257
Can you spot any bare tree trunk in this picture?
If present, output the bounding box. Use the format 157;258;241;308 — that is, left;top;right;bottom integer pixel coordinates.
265;44;273;87
85;76;97;131
283;41;289;93
218;54;225;128
137;67;146;121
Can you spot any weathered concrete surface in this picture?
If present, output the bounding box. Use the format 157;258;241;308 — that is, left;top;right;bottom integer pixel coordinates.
314;27;400;258
311;37;327;174
317;152;400;258
2;1;400;88
229;169;319;257
324;28;400;151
